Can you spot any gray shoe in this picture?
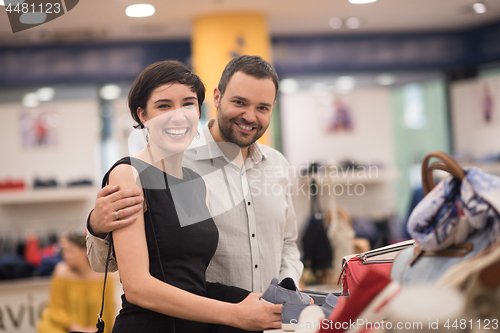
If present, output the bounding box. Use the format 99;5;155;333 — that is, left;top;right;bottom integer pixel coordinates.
282;303;312;331
321;293;339;318
281;293;339;331
261;278;311;305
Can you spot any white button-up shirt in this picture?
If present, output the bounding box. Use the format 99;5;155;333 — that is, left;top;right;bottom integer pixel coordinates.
87;120;303;292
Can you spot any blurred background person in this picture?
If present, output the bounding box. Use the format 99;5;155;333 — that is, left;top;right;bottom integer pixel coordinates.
37;228;115;333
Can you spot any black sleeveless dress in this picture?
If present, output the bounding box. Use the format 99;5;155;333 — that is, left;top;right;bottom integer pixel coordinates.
106;157;219;333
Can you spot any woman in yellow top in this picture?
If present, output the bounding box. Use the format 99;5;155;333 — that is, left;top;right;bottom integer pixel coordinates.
37;229;115;333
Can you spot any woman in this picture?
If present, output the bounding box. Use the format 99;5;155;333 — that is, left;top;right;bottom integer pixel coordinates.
105;60;281;333
37;229;115;333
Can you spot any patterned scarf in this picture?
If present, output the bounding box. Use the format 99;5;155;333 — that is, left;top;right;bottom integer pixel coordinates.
408;167;500;251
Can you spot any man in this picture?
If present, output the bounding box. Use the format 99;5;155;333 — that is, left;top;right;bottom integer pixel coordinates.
86;55;303;293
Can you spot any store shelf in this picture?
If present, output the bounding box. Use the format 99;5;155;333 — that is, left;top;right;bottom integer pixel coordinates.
327;168;398;185
299;168;399;185
0;186;97;205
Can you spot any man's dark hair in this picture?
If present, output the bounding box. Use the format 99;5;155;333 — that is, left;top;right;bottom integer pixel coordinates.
128;60;205;129
218;55;279;100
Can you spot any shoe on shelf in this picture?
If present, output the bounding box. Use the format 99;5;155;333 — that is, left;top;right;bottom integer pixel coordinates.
261;277;311;305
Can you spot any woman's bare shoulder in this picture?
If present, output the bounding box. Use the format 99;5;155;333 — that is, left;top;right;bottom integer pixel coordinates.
108;163;141;189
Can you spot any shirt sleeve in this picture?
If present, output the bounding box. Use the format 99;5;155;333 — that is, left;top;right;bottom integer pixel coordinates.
277;167;304;286
86;216;118;273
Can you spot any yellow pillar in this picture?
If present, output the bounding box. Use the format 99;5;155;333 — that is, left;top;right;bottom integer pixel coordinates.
192;13;273;146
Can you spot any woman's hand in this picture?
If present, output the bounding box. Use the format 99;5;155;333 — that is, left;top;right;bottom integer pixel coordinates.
231;293;282;331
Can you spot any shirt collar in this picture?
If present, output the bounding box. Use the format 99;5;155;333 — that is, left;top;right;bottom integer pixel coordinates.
247;140;265;164
193;119;224;161
193;119;267;163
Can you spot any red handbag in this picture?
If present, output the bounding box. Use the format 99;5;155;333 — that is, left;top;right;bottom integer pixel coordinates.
339;240;415;295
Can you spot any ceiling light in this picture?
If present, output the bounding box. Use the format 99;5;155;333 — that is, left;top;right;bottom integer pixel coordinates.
36;87;55;101
329;17;342;29
99;85;122;100
280;78;299;94
126;4;155;18
336;76;356;92
346;17;361;29
473;2;487;14
376;73;396;86
23;93;39;108
310;82;329;96
349;0;377;4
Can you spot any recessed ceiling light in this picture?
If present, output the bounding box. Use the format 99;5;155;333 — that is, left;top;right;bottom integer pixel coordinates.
99;85;122;100
36;87;55;101
349;0;377;4
345;17;361;29
376;73;396;86
23;93;39;108
473;2;487;14
329;17;342;29
310;82;330;96
280;78;299;94
336;76;356;92
126;4;155;18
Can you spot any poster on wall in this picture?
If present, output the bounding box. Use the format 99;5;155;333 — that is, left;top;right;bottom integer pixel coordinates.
20;110;59;148
325;95;355;133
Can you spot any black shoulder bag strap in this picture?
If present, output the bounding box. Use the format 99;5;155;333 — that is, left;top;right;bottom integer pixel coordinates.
68;235;112;333
96;238;113;333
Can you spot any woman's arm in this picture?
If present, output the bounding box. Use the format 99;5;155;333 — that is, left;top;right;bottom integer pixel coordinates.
109;164;281;330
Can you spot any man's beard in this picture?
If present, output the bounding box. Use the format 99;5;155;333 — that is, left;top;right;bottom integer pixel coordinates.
217;107;268;148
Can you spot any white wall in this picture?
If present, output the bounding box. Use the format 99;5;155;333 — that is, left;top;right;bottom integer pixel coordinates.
451;76;500;159
0;100;100;233
281;87;395;168
0;100;100;183
280;87;397;240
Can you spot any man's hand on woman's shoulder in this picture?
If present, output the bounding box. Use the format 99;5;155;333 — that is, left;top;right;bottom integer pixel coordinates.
88;185;144;238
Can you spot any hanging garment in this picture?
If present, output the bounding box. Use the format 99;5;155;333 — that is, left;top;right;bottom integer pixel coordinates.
24;234;42;266
302;178;333;281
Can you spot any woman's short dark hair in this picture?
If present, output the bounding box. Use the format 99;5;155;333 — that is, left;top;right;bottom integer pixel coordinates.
129;60;206;129
218;55;279;100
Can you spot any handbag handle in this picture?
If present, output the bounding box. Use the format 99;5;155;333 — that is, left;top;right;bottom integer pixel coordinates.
421;151;465;195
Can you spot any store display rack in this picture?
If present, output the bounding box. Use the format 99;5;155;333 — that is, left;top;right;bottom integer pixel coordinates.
0;187;97;205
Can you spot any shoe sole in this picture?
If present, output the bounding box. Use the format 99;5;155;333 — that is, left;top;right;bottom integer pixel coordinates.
344;281;401;333
282;322;297;331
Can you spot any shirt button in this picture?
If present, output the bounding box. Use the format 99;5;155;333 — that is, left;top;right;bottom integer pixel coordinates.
252;233;255;237
255;265;258;268
248;202;251;206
